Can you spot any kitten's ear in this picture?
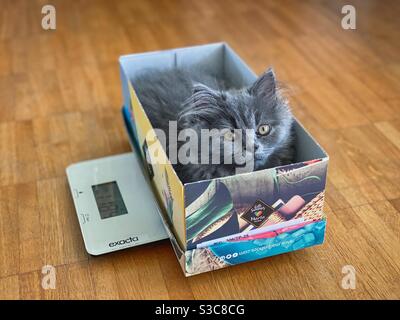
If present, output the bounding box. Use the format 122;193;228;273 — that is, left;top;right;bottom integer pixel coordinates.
184;82;219;107
179;82;219;123
248;67;277;97
192;83;218;97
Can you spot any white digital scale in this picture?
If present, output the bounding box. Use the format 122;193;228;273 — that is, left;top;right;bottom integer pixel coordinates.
66;152;169;255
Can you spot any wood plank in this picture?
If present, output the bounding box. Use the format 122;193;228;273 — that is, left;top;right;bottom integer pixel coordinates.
0;275;19;300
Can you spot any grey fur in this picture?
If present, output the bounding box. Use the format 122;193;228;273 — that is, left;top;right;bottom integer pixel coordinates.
132;67;295;184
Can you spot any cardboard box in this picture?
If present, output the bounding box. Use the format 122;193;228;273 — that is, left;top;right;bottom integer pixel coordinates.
120;43;329;276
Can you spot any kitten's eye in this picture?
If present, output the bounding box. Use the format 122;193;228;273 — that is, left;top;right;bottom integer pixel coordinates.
257;124;271;136
224;130;236;141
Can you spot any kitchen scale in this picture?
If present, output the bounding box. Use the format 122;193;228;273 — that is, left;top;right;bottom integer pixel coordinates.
66;152;169;255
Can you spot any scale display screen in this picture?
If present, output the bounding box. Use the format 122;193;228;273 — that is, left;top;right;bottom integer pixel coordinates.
92;181;128;219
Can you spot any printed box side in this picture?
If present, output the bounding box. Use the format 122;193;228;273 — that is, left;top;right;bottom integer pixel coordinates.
184;219;327;276
127;80;186;248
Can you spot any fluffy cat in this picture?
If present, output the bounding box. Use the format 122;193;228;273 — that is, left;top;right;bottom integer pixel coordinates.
132;67;295;183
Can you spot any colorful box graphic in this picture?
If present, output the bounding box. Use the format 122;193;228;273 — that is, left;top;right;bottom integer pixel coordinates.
120;43;329;276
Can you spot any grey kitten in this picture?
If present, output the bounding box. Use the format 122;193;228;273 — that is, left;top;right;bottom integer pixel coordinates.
132;67;295;183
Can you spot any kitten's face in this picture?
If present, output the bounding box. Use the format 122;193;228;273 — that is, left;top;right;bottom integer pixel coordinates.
177;68;294;181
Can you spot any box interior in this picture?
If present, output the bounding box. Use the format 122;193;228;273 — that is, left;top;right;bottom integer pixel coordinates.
120;43;328;173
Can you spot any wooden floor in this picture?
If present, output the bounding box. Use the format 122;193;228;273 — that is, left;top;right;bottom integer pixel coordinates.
0;0;399;300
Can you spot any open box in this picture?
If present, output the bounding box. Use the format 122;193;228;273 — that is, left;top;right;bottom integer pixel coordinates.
119;43;329;276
